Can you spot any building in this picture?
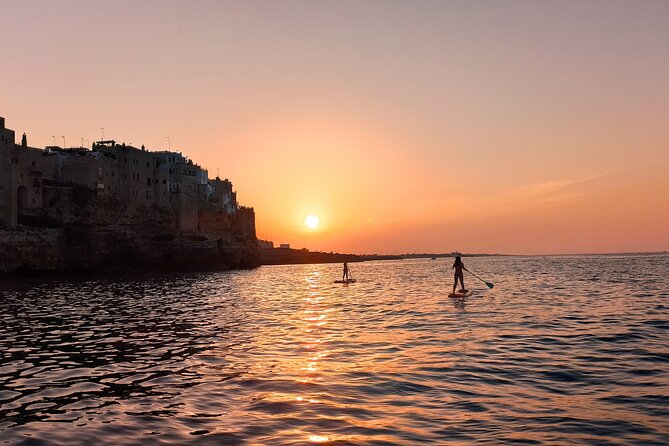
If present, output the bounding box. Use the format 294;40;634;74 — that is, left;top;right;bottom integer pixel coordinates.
0;117;52;228
0;116;254;236
257;239;274;250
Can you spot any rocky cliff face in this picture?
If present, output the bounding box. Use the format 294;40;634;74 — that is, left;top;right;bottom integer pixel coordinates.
0;226;258;277
1;179;259;277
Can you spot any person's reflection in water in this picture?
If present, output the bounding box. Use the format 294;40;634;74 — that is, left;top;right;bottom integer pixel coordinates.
451;296;467;310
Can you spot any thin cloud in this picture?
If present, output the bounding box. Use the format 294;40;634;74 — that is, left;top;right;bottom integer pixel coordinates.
428;172;613;223
503;175;604;208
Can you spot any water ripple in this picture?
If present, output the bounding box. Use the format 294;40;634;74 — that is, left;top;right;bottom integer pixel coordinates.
1;255;669;445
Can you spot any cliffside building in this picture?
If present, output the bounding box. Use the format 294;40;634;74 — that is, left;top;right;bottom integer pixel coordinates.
0;116;255;237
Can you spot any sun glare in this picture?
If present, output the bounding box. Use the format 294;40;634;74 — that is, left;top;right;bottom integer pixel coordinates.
305;214;320;229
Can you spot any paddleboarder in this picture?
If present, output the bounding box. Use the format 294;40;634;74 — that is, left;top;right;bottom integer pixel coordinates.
452;256;466;294
342;262;350;281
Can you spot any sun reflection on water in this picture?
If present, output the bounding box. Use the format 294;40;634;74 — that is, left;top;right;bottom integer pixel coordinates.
299;270;333;440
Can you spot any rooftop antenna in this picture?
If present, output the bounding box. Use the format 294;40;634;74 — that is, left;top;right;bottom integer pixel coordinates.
80;137;84;148
100;128;104;141
51;135;55;146
165;136;171;151
61;136;66;147
217;168;219;178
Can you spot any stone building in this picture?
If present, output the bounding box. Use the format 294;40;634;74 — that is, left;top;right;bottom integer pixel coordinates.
0;117;54;227
208;177;237;214
0;116;255;235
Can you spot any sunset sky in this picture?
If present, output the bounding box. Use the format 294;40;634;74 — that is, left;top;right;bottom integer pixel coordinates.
2;0;668;255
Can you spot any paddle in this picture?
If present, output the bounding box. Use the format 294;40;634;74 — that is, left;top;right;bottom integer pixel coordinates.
465;268;494;289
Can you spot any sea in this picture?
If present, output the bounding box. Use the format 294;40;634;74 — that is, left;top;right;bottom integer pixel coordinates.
1;254;668;445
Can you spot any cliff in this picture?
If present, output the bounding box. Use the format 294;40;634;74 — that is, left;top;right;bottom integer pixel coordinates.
0;225;258;277
0;179;258;277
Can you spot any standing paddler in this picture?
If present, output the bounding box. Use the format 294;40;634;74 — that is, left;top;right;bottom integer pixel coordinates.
342;262;350;281
452;256;466;294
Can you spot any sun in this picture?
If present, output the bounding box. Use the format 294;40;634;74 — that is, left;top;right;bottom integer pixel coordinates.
305;214;320;229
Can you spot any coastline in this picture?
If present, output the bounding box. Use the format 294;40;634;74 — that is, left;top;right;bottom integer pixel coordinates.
259;247;401;266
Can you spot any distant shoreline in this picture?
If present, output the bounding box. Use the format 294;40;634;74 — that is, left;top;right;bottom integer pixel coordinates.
260;249;668;266
259;249;504;266
259;247;402;266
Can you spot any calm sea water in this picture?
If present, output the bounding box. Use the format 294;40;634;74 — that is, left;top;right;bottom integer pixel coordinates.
1;255;668;445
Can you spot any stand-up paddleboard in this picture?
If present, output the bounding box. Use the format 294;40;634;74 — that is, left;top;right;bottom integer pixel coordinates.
448;290;472;298
334;278;357;284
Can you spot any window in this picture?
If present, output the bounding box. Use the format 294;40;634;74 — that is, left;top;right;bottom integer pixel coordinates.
146;177;151;186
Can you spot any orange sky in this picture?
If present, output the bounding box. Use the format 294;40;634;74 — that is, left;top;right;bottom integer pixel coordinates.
1;1;668;254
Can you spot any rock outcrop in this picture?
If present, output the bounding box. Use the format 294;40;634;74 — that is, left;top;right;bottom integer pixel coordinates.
0;226;258;277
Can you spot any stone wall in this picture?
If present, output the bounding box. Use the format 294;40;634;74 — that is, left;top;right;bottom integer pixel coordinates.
198;206;255;237
34;182;177;229
198;208;234;231
0;140;10;227
0;120;16;227
234;207;256;238
0;186;259;276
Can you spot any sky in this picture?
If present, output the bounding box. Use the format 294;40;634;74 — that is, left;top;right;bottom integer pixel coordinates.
1;0;668;255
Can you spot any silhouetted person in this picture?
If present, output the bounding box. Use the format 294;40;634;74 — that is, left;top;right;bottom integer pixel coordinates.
342;262;350;281
452;256;466;294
